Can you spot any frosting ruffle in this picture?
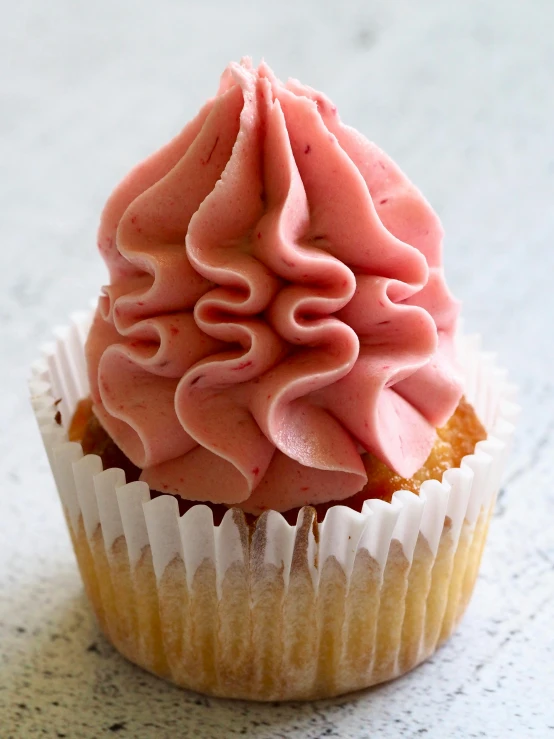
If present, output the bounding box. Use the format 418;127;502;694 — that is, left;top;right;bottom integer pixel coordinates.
86;59;462;512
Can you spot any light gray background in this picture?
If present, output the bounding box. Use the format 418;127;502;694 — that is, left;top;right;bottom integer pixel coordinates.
2;1;553;737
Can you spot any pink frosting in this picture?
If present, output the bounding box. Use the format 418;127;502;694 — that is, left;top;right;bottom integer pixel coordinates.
86;59;463;513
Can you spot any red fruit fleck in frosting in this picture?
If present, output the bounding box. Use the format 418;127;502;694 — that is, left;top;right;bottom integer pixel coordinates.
86;58;463;513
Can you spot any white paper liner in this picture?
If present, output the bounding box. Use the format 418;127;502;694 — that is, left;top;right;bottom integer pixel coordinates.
29;311;519;698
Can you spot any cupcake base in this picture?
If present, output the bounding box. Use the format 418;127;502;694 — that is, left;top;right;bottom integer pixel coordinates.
68;502;493;700
30;313;518;700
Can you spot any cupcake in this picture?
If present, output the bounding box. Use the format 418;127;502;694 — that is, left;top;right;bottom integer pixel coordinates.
30;58;518;700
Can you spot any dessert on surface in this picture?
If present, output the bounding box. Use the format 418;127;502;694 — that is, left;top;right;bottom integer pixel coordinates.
86;58;463;513
32;58;513;701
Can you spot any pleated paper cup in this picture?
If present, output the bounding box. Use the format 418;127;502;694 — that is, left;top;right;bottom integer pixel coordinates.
29;312;518;701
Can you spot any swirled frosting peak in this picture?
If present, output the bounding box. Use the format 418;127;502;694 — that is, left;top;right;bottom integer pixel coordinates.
86;58;463;513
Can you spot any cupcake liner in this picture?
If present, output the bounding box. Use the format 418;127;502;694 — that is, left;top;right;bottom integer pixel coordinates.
29;311;519;700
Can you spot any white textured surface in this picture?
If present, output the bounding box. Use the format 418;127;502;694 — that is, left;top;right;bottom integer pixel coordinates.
1;1;553;737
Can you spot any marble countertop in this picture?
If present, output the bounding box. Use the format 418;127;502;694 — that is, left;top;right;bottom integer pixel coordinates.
2;1;553;737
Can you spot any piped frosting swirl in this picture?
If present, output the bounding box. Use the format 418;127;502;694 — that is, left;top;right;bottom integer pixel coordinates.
86;59;463;513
